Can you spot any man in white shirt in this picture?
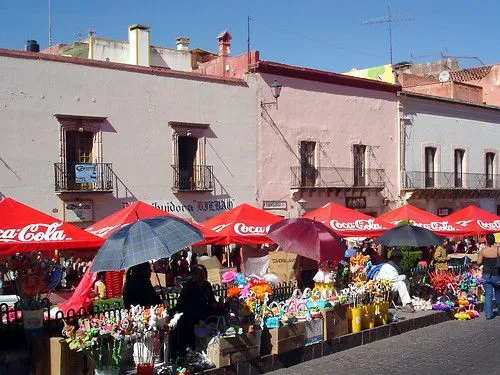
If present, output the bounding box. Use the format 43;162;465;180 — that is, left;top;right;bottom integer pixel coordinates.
375;248;415;313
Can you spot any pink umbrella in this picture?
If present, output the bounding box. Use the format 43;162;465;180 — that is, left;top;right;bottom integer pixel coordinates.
267;218;346;263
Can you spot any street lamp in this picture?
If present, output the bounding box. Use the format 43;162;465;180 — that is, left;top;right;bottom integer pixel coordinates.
297;198;307;217
261;79;283;108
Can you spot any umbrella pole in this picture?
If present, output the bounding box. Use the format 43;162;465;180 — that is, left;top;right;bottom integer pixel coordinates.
151;261;166;303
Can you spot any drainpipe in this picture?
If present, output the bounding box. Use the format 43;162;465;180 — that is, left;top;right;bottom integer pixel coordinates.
397;92;406;206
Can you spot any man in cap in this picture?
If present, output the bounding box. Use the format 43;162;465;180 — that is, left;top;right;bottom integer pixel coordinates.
375;248;415;313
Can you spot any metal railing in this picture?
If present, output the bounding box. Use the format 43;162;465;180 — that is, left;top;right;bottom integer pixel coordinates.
403;171;500;190
0;281;297;343
290;166;385;188
171;164;214;191
54;162;114;192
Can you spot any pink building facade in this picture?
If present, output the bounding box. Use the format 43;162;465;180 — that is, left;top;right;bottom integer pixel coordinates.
252;62;400;217
196;49;400;217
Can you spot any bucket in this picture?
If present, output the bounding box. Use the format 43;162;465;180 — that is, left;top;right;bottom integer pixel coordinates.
350;306;363;333
376;301;389;325
136;364;154;375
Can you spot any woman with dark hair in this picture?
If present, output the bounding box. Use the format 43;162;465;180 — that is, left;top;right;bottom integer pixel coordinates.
477;233;500;319
122;262;162;309
171;264;223;358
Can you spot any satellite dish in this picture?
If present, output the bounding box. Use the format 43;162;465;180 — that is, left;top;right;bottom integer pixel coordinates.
439;70;450;82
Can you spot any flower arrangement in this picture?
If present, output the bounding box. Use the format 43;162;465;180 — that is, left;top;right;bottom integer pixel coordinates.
62;312;128;371
128;305;172;369
4;253;55;310
349;254;371;282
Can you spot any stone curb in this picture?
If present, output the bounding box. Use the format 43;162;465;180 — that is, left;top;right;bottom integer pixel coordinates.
200;310;454;375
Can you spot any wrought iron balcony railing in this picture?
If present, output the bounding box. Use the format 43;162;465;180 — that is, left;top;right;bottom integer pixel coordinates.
172;164;214;192
403;171;500;190
290;166;385;189
54;162;114;192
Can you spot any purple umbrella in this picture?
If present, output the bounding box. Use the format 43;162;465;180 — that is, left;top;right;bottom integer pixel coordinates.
267;218;346;262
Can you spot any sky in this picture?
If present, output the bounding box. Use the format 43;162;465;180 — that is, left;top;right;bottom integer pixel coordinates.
0;1;497;73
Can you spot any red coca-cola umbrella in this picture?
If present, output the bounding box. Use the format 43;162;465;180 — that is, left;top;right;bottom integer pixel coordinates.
85;201;222;245
303;202;394;238
377;204;468;237
444;205;500;236
202;203;284;245
0;197;103;255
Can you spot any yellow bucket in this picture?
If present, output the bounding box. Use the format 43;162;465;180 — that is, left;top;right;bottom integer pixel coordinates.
350;306;363;333
361;304;376;329
376;301;389;325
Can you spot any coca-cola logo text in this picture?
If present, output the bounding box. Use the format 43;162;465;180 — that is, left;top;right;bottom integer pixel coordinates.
391;220;458;232
234;223;271;236
0;222;70;242
477;220;500;230
329;219;383;231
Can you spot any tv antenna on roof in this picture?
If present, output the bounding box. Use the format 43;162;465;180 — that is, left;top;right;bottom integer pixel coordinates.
362;0;414;65
48;0;52;47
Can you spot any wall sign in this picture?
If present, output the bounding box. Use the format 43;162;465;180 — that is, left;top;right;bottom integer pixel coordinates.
262;200;287;210
63;200;94;222
146;198;235;221
75;164;97;183
437;208;451;217
345;196;366;209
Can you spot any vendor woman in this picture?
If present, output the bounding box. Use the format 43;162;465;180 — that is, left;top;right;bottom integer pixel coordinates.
171;264;224;359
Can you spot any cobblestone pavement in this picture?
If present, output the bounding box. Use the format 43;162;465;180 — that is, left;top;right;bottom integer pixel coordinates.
268;316;500;375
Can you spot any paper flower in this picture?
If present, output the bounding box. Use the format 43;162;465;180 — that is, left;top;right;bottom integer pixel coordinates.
227;285;241;298
222;271;237;283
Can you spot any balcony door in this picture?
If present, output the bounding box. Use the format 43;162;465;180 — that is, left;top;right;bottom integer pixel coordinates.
178;136;198;190
486;152;495;188
353;145;366;187
454;149;465;188
65;130;94;190
300;141;316;187
424;147;436;188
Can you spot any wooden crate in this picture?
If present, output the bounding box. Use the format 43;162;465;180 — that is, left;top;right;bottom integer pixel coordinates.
33;336;93;375
321;304;349;341
206;330;262;368
261;322;305;355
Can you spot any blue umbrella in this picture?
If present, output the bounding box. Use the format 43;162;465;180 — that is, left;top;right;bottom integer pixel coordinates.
90;216;203;272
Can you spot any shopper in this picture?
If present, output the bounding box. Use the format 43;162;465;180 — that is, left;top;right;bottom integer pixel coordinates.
477;233;500;319
172;265;223;358
432;239;449;271
92;272;107;300
122;262;162;309
375;248;415;313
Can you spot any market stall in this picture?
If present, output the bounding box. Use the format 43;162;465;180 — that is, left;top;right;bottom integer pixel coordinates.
444;205;500;236
304;202;394;238
377;204;470;237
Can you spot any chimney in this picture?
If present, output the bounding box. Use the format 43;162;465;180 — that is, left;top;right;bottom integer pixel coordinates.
217;31;232;57
176;36;190;51
128;24;150;66
25;40;40;52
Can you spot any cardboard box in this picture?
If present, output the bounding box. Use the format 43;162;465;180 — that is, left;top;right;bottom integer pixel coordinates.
205;330;261;368
268;252;297;282
33;336;94;375
321;304;349;340
261;322;305;355
304;318;324;346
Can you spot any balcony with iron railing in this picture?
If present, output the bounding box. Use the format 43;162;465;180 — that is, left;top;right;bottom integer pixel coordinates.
54;162;114;193
290;166;385;189
172;164;214;192
403;171;500;190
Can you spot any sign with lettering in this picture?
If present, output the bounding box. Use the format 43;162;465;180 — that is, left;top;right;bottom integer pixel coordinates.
146;198;235;221
75;164;97;183
345;196;366;209
63;200;94;222
268;251;297;282
263;201;287;210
